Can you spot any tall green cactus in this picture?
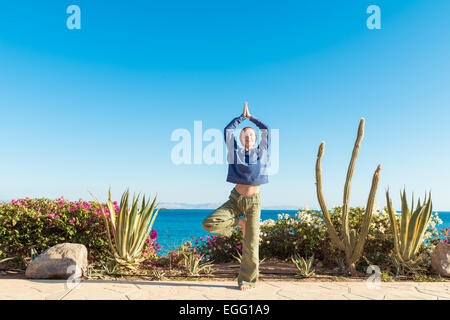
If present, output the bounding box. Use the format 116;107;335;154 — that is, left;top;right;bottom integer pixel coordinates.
315;118;381;276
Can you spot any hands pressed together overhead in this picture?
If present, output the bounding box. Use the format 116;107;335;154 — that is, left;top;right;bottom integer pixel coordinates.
243;101;252;118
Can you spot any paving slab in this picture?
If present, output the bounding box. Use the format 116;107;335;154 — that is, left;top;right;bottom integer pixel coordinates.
0;279;449;300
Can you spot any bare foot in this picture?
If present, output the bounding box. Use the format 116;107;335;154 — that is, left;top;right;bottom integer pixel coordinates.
239;285;253;291
237;217;247;238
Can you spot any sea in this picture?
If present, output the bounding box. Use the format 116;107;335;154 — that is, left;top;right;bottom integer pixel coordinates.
152;209;450;256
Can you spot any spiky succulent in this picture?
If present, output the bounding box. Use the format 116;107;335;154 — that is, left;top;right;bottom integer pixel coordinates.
90;188;160;269
386;189;433;266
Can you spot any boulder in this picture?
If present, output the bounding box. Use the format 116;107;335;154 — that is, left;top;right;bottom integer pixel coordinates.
25;243;88;279
431;242;450;277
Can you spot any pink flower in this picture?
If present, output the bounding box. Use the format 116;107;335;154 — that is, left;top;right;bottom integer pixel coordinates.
69;219;75;224
150;229;157;240
82;201;91;210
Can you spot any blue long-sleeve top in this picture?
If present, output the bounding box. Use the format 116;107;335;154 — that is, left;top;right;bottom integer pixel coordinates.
224;114;270;185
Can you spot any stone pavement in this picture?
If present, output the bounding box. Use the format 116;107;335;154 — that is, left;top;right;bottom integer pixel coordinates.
0;279;449;300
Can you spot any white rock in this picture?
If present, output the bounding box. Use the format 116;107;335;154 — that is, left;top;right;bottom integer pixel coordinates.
431;242;450;277
25;243;88;279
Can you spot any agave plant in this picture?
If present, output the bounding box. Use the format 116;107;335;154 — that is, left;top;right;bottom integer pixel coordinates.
386;189;433;274
231;250;242;266
230;250;266;268
100;259;119;275
291;254;315;277
182;251;214;276
0;256;14;264
90;188;160;270
152;269;166;280
30;248;39;261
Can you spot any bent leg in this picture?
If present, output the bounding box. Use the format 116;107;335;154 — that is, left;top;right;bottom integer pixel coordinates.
202;198;241;237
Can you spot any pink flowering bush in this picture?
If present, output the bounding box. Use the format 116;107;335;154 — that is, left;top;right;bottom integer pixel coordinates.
0;197;160;268
432;227;450;244
195;232;243;263
141;229;162;260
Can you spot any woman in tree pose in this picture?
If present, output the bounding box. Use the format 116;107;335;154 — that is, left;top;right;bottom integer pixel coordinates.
202;102;270;290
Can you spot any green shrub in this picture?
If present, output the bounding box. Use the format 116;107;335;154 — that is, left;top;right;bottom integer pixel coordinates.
0;197;159;269
194;207;442;272
194;232;243;263
260;210;327;260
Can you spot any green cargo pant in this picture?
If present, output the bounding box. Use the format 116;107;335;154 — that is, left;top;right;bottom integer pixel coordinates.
202;187;261;288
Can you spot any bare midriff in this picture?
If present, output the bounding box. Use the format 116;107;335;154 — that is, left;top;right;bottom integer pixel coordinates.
235;184;260;196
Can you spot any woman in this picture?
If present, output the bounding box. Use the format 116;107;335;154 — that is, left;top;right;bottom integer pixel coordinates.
202;102;270;290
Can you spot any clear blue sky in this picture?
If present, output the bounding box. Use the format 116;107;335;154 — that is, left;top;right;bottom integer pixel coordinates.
0;1;449;210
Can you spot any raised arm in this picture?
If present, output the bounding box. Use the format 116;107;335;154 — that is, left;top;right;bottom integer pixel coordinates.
224;113;247;146
249;116;270;150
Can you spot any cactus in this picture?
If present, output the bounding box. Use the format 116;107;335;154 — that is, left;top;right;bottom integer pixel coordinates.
315;118;381;276
386;189;432;272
